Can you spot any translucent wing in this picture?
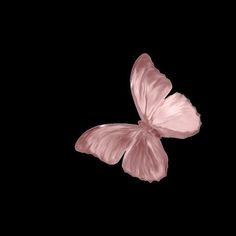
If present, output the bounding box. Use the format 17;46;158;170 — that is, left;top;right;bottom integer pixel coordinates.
152;93;201;139
130;53;172;123
75;124;138;165
122;131;168;182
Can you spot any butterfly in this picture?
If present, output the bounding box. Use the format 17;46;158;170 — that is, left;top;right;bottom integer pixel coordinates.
75;53;201;182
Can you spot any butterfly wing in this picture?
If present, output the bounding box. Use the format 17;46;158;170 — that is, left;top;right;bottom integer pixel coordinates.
130;53;172;123
122;131;168;182
75;53;201;181
75;124;138;165
131;53;201;139
151;92;201;139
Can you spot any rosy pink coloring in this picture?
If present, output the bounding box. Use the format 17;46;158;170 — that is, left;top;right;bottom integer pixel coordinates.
75;53;201;182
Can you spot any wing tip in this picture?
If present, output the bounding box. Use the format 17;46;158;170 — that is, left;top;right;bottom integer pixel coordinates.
74;139;83;152
138;52;151;59
175;92;202;136
185;94;202;135
132;53;153;68
122;165;168;183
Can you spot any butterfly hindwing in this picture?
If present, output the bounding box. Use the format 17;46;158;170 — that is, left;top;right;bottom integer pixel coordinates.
151;92;201;138
122;131;168;182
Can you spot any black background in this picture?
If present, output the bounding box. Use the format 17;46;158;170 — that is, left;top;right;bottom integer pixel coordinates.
52;18;214;225
11;3;233;232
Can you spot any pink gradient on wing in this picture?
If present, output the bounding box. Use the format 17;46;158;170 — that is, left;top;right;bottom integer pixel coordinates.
75;53;201;182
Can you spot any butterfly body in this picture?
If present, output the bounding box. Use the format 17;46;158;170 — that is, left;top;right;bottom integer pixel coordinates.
138;120;161;138
75;54;201;182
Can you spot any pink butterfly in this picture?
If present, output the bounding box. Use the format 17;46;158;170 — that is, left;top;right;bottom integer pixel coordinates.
75;53;201;182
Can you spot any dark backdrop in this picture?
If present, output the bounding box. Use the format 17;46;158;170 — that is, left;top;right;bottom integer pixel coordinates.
50;18;214;223
15;3;232;233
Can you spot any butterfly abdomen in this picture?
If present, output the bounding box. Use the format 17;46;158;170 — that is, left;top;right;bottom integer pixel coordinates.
138;120;161;138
